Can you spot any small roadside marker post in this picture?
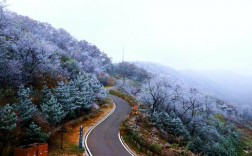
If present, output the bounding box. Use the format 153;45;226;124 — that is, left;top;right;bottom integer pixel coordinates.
79;126;83;149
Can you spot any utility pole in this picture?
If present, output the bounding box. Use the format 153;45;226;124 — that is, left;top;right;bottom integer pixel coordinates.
122;46;126;90
122;46;125;63
60;126;66;149
61;127;63;149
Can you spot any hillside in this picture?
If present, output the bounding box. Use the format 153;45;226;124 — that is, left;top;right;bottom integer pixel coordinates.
135;62;252;113
1;1;252;156
135;62;252;110
134;62;229;99
0;5;112;155
0;11;111;91
115;61;252;155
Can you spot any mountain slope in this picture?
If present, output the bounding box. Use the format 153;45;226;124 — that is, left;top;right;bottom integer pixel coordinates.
135;62;252;109
0;11;111;90
181;70;252;108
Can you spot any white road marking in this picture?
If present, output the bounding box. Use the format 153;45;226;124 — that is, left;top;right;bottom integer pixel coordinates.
84;102;116;156
118;132;136;156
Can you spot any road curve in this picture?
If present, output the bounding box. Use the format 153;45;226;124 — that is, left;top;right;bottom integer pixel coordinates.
87;95;132;156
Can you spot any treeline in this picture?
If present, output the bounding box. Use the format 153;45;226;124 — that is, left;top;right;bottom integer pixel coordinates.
111;61;245;155
108;62;149;83
137;77;242;155
0;2;110;155
0;3;111;92
108;62;150;95
0;72;107;149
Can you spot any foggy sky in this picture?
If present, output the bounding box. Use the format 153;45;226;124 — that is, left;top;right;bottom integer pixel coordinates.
8;0;252;75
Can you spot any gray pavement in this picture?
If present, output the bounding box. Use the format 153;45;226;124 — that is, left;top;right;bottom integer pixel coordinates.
87;95;132;156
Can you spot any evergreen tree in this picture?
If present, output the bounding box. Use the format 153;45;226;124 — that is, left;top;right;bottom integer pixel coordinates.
168;117;190;140
15;85;37;125
152;111;190;140
89;74;108;100
75;90;86;109
0;104;17;143
74;73;94;110
188;136;204;153
40;85;53;104
212;142;228;155
54;81;77;118
41;91;65;125
26;122;49;143
81;82;93;110
69;80;82;111
69;72;107;112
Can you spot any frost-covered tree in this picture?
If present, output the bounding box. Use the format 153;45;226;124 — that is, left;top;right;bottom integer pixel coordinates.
166;84;183;113
0;104;17;152
188;119;241;155
0;104;17;146
88;74;107;100
54;81;77;118
108;62;149;82
0;0;7;34
53;73;107;119
140;77;173;117
168;117;190;140
151;111;190;141
69;78;92;112
240;105;252;123
41;89;65;125
40;85;52;104
0;45;22;89
72;73;107;109
196;124;220;142
15;34;57;84
180;88;203;119
0;6;112;89
0;8;22;88
73;74;94;110
203;95;214;118
15;85;37;125
188;136;204;153
26;122;49;143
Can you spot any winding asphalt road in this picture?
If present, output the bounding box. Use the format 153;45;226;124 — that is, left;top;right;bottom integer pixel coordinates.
86;95;132;156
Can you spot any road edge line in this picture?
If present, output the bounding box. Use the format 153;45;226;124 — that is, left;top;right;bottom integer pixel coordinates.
84;101;116;156
118;132;137;156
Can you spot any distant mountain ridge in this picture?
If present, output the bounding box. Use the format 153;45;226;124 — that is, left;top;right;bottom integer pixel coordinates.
182;70;252;107
135;62;252;109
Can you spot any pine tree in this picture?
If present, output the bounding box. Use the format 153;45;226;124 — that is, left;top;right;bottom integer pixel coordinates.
169;117;190;140
26;122;49;143
89;74;107;100
75;90;86;109
54;81;77;118
41;91;66;125
69;80;82;111
188;136;204;153
15;85;37;125
74;73;94;110
151;111;190;141
82;83;93;110
40;85;53;104
0;104;17;136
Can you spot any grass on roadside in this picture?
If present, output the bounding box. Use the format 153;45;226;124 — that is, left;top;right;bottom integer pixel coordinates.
49;141;84;156
123;135;146;156
48;101;114;156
